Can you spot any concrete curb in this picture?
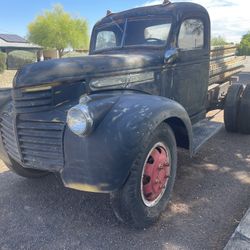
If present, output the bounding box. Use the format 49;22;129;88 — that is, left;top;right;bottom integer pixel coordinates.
224;208;250;250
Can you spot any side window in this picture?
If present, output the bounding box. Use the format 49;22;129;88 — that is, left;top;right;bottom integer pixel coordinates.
178;19;204;50
144;23;171;44
96;31;116;50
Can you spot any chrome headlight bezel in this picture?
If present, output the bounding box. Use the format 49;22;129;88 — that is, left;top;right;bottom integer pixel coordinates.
67;104;93;136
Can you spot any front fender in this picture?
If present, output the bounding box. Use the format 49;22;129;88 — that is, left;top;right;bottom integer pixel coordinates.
62;92;192;193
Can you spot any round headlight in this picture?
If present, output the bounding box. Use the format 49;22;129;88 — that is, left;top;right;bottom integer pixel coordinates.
67;104;93;136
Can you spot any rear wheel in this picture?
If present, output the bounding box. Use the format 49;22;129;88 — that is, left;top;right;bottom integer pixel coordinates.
224;83;245;133
238;84;250;134
6;158;50;178
110;123;177;228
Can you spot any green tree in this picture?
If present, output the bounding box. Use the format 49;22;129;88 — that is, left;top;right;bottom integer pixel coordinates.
211;36;228;46
238;32;250;55
28;5;89;58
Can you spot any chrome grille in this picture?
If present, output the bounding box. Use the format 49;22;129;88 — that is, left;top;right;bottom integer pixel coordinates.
17;119;65;171
13;81;86;114
13;87;53;113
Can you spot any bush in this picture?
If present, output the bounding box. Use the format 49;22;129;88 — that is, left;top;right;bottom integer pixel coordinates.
238;46;250;56
238;32;250;56
7;50;36;70
0;52;7;73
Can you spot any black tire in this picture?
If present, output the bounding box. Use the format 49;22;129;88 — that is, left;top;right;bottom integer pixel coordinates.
110;123;177;228
238;84;250;134
6;158;50;178
224;83;245;133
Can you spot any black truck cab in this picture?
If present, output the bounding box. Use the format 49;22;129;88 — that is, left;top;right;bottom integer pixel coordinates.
90;2;210;121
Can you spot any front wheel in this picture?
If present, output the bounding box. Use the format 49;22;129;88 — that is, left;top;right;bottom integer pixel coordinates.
110;123;177;228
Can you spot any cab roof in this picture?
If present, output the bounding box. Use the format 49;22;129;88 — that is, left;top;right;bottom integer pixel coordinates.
95;2;208;27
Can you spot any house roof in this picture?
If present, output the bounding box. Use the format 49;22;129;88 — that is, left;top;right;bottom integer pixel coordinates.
0;34;42;49
0;34;27;43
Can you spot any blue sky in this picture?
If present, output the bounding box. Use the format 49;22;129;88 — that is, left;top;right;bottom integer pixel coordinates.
0;0;249;42
0;0;148;37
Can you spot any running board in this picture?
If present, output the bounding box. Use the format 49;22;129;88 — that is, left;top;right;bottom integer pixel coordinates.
192;119;223;155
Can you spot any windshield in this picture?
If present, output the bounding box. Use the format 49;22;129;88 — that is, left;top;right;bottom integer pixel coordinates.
94;18;172;52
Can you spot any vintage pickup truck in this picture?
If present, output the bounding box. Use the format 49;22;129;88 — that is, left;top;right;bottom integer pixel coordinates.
0;1;249;228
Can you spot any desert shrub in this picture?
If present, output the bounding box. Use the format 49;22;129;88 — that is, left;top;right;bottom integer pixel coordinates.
7;50;36;70
0;52;7;73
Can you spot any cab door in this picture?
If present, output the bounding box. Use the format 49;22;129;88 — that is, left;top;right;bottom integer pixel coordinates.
170;17;210;122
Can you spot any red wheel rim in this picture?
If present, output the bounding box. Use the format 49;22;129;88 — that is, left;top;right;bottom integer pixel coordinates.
141;143;171;207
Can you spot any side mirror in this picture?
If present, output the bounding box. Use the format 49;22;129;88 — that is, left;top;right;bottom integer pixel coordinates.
164;48;179;64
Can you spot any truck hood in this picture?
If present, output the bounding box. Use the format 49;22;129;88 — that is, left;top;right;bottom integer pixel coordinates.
14;52;163;88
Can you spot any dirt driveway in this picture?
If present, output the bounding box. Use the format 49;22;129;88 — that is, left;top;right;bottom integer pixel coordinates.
0;70;16;88
0;111;249;250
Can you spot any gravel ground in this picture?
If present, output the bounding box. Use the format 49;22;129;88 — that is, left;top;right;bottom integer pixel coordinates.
0;111;249;250
0;70;16;88
243;56;250;72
